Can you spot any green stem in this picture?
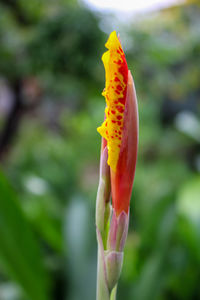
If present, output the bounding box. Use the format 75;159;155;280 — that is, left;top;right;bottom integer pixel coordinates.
110;285;117;300
96;248;110;300
96;246;118;300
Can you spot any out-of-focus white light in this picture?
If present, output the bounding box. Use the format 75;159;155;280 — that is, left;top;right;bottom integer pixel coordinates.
25;176;48;195
175;111;200;142
82;0;184;13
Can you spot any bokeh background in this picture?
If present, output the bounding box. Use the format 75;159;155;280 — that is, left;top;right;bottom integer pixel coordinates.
0;0;200;299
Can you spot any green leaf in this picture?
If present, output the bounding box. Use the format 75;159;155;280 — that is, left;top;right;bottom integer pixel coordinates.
0;169;49;300
177;176;200;226
177;176;200;262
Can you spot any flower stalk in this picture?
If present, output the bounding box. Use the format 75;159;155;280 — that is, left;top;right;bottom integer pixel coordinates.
96;31;139;300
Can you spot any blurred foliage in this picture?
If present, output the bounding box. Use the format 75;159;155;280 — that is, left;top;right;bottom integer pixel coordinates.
0;170;49;300
0;0;200;300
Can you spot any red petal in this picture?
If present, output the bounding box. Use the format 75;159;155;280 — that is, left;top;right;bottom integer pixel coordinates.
111;71;139;215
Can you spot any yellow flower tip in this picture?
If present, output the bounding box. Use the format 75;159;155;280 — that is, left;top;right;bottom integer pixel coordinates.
105;31;120;49
97;31;128;172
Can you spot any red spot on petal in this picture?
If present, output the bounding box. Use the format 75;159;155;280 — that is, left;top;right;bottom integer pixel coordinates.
117;115;122;120
111;110;116;114
114;59;121;65
116;106;124;113
117;85;122;91
118;98;125;105
119;64;128;84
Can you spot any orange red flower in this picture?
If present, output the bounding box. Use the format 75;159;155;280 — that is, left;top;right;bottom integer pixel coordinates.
97;31;138;215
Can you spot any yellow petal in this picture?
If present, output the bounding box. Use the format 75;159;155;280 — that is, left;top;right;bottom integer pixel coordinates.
97;31;128;172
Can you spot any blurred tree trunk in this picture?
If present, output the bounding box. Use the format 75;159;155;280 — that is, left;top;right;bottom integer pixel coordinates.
0;79;24;161
0;77;41;161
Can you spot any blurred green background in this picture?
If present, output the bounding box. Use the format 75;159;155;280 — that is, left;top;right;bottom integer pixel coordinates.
0;0;200;299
